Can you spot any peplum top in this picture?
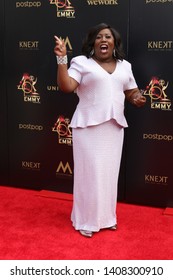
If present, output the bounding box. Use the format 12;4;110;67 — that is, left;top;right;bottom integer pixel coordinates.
68;55;138;128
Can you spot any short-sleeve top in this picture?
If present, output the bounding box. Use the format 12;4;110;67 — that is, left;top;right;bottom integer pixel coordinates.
68;55;137;128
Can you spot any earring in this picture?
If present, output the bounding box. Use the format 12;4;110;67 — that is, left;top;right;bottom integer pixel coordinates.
90;49;94;57
113;49;116;58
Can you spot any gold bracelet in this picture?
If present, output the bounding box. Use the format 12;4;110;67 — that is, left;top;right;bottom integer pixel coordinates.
56;55;68;64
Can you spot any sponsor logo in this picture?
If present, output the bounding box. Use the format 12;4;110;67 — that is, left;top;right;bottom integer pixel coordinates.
22;161;41;170
52;115;72;146
146;0;173;3
19;123;43;131
47;85;59;92
56;161;72;178
145;175;168;185
16;1;41;8
148;41;173;52
19;41;39;51
143;77;171;110
86;0;118;5
17;73;41;104
143;134;173;141
49;0;75;18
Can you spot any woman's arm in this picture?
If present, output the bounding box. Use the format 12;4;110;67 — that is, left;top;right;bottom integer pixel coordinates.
54;36;79;93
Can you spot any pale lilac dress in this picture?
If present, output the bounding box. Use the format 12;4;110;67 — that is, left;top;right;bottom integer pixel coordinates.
68;56;137;232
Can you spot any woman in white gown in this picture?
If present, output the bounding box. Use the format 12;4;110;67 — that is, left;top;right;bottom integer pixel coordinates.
54;23;146;237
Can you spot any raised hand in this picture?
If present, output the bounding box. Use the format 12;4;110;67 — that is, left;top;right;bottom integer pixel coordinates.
54;36;67;57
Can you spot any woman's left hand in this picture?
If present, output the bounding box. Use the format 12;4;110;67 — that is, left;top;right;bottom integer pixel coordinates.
125;88;146;107
133;94;146;107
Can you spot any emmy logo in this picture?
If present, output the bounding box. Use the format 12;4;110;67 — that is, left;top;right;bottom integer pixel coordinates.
143;76;171;110
64;0;74;10
51;0;73;9
18;73;39;96
50;0;75;18
52;115;72;145
17;73;41;104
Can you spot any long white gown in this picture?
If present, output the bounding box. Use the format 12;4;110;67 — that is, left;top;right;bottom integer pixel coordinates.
67;55;137;232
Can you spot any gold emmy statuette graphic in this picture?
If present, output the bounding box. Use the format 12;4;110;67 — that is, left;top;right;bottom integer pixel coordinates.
56;0;74;9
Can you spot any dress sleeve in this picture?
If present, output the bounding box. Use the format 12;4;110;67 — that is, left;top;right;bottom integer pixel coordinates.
123;61;138;91
68;57;82;84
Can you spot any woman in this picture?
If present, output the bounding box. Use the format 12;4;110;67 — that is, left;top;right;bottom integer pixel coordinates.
54;23;146;238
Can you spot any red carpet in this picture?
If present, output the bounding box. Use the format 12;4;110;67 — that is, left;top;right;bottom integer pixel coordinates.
0;185;173;260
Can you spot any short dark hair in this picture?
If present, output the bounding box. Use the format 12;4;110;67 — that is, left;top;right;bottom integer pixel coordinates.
82;23;125;60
